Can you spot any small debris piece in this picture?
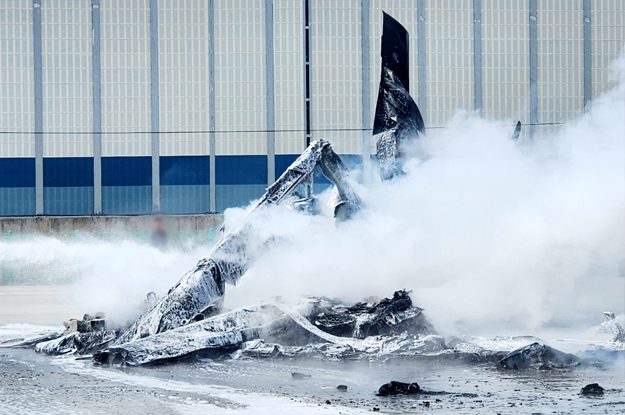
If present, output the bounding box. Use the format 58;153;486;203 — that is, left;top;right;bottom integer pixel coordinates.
378;381;421;396
337;385;348;391
292;372;312;380
581;383;604;395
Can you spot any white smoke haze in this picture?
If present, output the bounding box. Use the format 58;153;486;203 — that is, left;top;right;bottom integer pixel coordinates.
1;56;623;338
0;236;208;326
224;55;625;336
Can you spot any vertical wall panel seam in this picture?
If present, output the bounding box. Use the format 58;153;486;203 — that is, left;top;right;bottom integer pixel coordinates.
303;0;312;150
33;0;43;215
265;0;275;185
361;0;370;176
529;0;538;139
417;0;426;123
473;0;482;115
92;0;102;215
208;0;216;212
150;0;160;213
583;0;592;109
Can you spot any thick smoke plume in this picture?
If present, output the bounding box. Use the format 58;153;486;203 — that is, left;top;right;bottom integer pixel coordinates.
224;56;625;335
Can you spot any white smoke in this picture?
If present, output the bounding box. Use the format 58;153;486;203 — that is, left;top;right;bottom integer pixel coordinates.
224;55;625;336
0;236;208;326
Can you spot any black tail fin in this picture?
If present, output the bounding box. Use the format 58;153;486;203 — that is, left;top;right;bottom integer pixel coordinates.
373;12;425;180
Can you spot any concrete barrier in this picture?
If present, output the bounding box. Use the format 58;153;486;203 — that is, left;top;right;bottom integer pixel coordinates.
0;214;224;235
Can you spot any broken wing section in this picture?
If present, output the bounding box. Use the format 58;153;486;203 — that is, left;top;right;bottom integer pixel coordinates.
373;12;425;180
115;140;360;345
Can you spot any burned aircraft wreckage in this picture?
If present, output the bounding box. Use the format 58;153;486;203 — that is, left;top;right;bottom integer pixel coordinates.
3;13;621;369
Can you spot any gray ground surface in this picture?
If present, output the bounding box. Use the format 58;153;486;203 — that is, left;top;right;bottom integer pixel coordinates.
1;346;623;414
1;286;624;414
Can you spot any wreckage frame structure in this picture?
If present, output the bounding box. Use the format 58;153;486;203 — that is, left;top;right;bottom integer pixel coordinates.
2;12;622;381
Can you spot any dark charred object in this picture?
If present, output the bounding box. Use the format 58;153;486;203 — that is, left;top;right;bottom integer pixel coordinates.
311;290;433;339
511;121;522;140
292;372;312;380
581;383;604;395
337;385;348;391
497;342;581;370
63;313;106;333
35;314;116;356
373;12;425;180
378;381;421;396
36;330;117;356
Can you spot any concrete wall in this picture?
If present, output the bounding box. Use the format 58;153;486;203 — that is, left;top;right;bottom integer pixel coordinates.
0;214;223;234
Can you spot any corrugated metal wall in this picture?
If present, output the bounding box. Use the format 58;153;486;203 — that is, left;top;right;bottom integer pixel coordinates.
0;0;623;216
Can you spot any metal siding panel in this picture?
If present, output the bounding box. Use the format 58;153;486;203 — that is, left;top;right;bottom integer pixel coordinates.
41;0;93;158
274;0;304;155
310;0;362;155
214;0;267;156
44;186;93;215
100;0;151;156
592;0;625;99
158;0;210;157
482;0;530;130
0;187;36;216
0;0;35;158
537;0;584;137
160;184;210;214
215;184;266;212
425;0;474;128
102;185;152;215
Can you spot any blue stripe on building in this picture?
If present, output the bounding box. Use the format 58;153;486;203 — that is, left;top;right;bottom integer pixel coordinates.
102;156;152;215
43;157;93;187
215;155;267;185
160;156;209;185
102;156;152;186
160;156;210;214
0;155;365;216
0;158;36;216
0;158;36;188
215;155;267;212
43;157;94;215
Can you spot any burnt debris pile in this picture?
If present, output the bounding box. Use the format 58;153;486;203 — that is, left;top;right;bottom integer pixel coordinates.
90;289;439;365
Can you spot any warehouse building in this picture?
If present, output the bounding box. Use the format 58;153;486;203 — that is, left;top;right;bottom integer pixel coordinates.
0;0;623;216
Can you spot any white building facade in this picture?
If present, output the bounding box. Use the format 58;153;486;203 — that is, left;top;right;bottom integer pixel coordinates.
0;0;623;215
